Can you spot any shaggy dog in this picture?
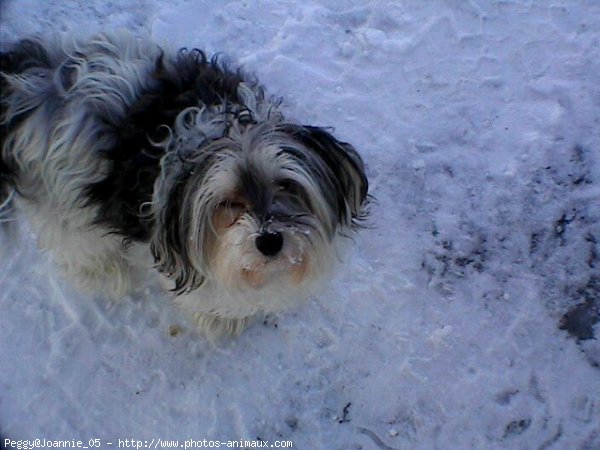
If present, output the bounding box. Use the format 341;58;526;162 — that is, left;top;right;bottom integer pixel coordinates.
0;33;369;335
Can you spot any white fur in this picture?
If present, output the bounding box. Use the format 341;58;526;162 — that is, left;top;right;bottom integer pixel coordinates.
1;32;367;337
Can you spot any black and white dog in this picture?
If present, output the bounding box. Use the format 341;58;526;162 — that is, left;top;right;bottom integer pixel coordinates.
0;32;368;335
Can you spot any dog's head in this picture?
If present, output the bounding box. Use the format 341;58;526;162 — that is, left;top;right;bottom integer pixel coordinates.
150;99;368;298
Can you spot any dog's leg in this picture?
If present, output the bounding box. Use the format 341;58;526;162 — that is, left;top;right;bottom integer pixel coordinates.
51;231;132;299
26;207;132;298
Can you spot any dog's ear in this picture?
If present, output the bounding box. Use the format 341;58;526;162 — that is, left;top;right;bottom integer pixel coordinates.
150;158;207;294
281;124;369;227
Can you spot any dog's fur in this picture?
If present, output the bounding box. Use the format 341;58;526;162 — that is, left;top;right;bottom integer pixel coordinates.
0;32;369;335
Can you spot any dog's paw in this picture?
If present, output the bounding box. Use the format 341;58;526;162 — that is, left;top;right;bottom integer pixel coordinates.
192;313;249;338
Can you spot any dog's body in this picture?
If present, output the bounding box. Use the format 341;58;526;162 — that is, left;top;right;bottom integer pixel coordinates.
0;33;368;335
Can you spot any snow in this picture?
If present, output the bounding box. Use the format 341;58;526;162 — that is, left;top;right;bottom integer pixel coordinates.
1;0;599;448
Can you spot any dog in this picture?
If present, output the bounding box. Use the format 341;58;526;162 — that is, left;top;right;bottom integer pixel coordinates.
0;32;369;336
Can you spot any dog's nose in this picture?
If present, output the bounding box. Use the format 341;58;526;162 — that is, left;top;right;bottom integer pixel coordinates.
255;231;283;257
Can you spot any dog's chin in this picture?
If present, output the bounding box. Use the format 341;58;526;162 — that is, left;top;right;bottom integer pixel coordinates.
172;254;323;334
216;253;311;291
166;225;331;330
240;254;310;289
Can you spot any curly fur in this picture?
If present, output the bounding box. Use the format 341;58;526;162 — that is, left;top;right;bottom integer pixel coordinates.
0;32;369;336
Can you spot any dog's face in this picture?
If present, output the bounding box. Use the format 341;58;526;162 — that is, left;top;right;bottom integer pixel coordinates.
151;117;368;297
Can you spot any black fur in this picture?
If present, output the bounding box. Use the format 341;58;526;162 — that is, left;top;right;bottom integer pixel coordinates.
0;38;256;234
1;36;368;250
86;49;250;241
0;34;370;335
277;124;369;230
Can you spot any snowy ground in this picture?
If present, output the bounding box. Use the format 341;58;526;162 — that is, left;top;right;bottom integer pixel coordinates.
1;0;599;449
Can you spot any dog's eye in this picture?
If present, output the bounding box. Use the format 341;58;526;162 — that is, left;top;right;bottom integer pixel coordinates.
214;200;247;229
219;200;246;210
278;180;300;194
278;180;308;202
